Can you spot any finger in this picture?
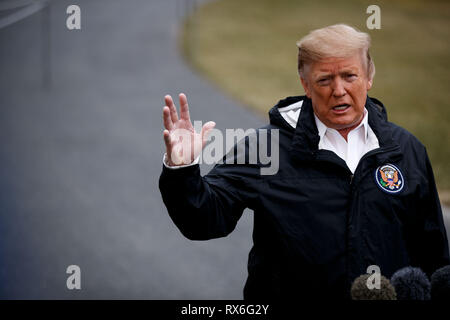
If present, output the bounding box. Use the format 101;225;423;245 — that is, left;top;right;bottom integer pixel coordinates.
165;95;179;123
163;130;177;166
163;106;173;130
201;121;216;147
163;129;172;153
179;93;191;122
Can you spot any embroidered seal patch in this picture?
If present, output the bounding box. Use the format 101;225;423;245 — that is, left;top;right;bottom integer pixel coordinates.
375;164;404;194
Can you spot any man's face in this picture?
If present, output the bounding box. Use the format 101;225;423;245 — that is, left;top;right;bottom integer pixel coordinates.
300;54;372;131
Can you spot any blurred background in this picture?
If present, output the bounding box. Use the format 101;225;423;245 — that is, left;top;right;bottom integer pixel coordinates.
0;0;448;299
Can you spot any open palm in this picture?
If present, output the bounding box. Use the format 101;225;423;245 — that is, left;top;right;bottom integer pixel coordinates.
162;93;215;166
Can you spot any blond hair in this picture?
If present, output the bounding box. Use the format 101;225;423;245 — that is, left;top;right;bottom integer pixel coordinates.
296;24;375;80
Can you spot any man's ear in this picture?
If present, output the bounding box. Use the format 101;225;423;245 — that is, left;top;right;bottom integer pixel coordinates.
367;78;373;91
300;77;311;98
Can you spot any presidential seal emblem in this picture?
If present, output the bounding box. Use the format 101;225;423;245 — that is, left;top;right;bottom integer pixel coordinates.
375;164;404;194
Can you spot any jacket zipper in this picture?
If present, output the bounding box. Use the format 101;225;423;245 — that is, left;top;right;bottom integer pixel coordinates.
352;145;400;182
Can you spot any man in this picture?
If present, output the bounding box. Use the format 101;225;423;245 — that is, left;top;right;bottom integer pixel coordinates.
159;24;449;299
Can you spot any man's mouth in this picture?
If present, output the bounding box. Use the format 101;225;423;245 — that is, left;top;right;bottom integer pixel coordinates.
332;104;350;111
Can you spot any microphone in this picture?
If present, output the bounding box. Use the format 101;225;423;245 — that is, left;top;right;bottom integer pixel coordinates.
431;265;450;301
351;273;397;300
390;266;431;300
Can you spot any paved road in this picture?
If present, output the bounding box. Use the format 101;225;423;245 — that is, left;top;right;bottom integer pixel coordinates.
0;0;264;299
0;0;449;299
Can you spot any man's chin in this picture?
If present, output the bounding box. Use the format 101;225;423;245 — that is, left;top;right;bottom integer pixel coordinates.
329;120;361;131
329;114;364;130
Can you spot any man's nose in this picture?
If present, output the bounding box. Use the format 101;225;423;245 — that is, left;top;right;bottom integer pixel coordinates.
332;78;346;97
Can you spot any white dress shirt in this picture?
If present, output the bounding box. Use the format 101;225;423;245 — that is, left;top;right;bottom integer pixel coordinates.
279;100;380;173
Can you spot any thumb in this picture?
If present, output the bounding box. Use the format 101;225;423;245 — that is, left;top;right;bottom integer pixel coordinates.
201;121;216;147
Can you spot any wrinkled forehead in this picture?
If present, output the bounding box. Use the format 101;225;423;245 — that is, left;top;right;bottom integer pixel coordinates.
310;54;365;74
303;50;367;77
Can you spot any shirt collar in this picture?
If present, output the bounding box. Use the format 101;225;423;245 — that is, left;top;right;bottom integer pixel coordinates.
314;108;369;143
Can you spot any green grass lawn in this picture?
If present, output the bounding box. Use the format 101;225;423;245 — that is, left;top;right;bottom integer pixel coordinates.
181;0;450;199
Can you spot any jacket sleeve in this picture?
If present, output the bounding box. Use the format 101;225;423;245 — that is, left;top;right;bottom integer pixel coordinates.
158;149;259;241
414;149;450;276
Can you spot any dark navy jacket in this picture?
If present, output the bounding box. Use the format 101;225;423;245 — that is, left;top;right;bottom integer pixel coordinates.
159;96;449;299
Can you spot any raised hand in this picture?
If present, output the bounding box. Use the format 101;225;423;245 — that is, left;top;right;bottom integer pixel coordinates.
162;93;215;166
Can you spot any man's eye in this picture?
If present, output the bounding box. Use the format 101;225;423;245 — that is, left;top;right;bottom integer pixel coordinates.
318;78;329;84
346;74;357;80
